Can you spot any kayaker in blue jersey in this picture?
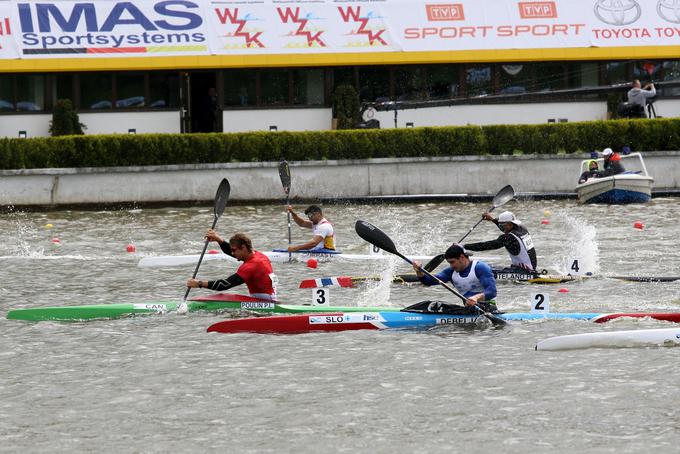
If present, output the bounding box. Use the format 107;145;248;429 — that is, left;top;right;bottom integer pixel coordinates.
412;243;497;312
464;211;537;272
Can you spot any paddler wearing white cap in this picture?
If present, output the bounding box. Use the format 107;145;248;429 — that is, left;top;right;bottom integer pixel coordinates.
464;210;537;272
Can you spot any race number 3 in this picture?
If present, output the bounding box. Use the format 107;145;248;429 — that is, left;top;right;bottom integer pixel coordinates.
312;288;330;306
531;292;550;313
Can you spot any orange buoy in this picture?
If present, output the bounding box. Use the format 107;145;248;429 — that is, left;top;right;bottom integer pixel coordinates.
307;258;318;269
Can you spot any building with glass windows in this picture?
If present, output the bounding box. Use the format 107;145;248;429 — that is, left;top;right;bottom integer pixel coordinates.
1;0;679;138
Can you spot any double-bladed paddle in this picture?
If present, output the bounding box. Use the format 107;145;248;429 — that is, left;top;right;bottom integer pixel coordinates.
278;159;292;259
178;178;231;313
427;185;515;272
355;220;506;326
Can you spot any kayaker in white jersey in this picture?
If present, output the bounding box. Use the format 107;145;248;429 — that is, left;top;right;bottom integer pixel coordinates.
412;243;498;313
464;211;537;272
286;204;336;252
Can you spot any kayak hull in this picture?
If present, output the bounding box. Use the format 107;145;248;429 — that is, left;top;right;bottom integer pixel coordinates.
536;327;680;351
5;293;401;322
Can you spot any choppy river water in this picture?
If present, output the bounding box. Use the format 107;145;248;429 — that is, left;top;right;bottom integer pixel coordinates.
1;198;679;453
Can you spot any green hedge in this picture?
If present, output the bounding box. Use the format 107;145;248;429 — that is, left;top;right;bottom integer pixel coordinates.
1;118;679;170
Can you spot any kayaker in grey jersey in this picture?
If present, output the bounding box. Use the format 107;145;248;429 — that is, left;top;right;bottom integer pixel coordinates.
464;211;537;272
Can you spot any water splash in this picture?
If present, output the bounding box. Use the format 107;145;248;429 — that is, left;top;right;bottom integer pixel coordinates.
551;210;599;275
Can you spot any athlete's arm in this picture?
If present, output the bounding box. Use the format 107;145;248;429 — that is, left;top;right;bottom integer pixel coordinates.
206;273;245;291
418;267;452;286
288;235;324;252
474;261;497;301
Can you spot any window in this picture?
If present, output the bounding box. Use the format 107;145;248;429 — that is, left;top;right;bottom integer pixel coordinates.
0;75;13;111
261;69;290;105
14;75;45;111
116;73;145;108
223;69;256;107
55;74;74;103
394;66;426;101
80;73;113;110
358;67;389;102
426;65;459;99
333;67;356;92
605;61;630;85
149;72;179;108
465;65;493;97
534;63;568;92
498;64;531;95
567;62;599;89
293;68;324;105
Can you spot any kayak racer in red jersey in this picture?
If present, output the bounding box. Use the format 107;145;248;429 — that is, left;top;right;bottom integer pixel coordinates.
187;231;278;301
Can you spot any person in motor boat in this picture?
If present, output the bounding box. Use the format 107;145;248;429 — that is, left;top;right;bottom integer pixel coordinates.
286;204;336;252
463;211;537;272
596;148;625;177
578;159;600;184
412;243;498;313
186;231;278;301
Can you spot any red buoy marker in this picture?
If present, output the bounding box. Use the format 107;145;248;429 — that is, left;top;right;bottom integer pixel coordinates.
558;288;569;293
51;238;61;244
126;244;136;253
208;249;219;254
540;219;550;225
307;258;318;269
633;221;644;230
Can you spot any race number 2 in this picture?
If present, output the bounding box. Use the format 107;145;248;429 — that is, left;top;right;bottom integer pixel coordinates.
531;292;550;313
312;288;330;306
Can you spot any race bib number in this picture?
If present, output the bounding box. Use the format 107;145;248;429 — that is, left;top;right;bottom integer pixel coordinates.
312;288;330;306
531;292;550;313
521;233;535;250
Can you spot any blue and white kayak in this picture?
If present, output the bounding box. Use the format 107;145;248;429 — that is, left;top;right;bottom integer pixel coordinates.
207;311;601;334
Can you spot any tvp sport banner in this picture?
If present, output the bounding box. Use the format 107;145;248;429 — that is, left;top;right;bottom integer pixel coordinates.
1;0;679;60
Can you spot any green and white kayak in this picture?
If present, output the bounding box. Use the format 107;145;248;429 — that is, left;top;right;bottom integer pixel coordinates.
6;293;400;322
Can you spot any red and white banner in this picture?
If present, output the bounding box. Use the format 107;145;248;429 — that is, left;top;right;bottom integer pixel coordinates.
0;0;679;61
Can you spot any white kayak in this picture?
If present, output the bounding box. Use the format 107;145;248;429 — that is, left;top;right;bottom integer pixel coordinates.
535;328;680;351
137;250;450;268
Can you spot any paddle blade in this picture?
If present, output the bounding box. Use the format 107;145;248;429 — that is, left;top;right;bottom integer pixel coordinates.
492;185;515;209
355;220;398;256
278;159;291;196
213;178;231;218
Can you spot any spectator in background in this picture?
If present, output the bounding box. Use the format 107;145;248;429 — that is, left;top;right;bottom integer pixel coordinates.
598;148;625;177
627;80;656;118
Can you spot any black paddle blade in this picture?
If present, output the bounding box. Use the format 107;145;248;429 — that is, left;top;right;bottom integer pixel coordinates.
492;185;515;208
424;254;445;272
213;178;231;219
355;220;398;256
278;159;291;196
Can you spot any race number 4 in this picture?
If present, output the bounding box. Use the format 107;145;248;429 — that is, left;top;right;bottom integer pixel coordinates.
531;292;550;314
568;258;591;276
312;288;330;306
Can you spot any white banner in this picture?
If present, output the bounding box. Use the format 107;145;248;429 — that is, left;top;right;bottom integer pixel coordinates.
1;0;679;61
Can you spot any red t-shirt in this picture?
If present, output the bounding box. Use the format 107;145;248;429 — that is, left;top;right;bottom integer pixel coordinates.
236;250;275;296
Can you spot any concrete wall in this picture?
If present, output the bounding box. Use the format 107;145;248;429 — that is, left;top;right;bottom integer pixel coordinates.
222;108;333;132
0;111;182;138
1;152;678;207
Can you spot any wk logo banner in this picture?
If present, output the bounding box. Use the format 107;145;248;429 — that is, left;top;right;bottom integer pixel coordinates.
214;8;265;48
337;6;388;46
0;17;10;51
276;7;326;47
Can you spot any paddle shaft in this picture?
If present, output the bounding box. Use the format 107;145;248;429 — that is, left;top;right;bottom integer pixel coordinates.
183;216;219;302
